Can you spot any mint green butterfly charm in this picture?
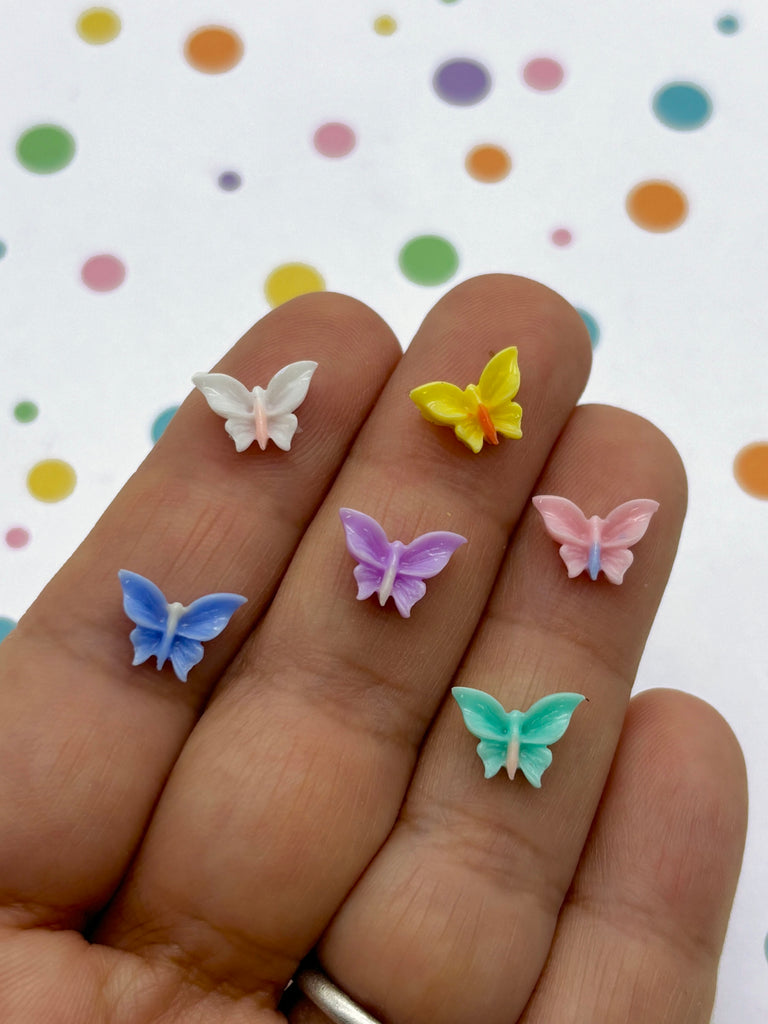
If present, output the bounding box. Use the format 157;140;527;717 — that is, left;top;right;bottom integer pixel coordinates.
452;687;585;787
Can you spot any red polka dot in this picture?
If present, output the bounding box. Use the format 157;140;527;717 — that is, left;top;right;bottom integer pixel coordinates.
81;254;126;292
523;57;565;91
5;527;30;549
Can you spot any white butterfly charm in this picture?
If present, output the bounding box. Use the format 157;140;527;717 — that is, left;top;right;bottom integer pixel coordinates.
192;361;318;452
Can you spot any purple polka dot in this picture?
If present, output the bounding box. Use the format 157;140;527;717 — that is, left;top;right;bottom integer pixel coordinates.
433;59;492;106
523;57;565;92
81;254;126;292
551;228;573;247
5;527;30;549
313;122;356;157
218;171;242;190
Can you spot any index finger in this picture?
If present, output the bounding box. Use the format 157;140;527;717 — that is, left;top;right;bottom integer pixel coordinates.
0;292;400;924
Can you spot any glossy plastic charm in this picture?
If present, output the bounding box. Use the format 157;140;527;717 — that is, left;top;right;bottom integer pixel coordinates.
339;508;466;618
452;687;585;787
532;496;659;584
192;361;318;452
409;347;522;453
118;570;247;681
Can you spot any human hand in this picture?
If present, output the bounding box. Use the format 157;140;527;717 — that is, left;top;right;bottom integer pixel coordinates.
0;276;746;1023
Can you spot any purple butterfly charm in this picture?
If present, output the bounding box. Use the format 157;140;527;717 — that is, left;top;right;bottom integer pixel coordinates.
532;495;659;584
339;508;467;617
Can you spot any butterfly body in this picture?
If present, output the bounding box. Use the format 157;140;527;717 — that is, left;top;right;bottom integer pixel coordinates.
410;347;522;453
192;361;317;452
118;570;247;681
532;496;659;584
339;508;466;618
452;687;585;787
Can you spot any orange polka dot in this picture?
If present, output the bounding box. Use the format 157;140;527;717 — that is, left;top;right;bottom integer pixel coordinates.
465;144;512;182
626;180;688;232
184;26;243;74
734;442;768;499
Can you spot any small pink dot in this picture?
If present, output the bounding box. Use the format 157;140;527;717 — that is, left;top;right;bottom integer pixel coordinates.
313;122;356;158
81;253;126;292
5;527;30;549
523;57;565;92
551;228;573;247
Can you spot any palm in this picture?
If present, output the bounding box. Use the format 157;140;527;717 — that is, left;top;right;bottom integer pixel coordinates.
0;278;745;1024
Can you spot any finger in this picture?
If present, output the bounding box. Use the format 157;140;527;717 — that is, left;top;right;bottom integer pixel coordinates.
97;274;593;994
0;293;400;926
519;688;747;1024
305;406;688;1024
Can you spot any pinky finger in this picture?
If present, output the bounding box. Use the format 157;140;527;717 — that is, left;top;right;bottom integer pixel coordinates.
519;688;747;1024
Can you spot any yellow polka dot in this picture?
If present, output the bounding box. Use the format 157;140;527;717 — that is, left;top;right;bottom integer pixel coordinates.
27;459;77;503
76;7;121;44
734;442;768;499
374;15;397;35
264;263;326;308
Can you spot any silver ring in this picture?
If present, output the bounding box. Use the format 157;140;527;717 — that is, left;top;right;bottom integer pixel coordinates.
294;964;382;1024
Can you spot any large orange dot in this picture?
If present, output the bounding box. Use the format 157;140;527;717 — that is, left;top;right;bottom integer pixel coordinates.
626;180;688;232
184;26;244;74
734;442;768;499
465;144;511;182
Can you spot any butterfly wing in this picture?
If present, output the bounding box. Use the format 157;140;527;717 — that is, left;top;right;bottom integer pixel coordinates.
517;693;584;786
192;372;256;451
409;381;472;426
175;593;248;641
532;495;593;577
519;692;585;745
263;361;318;416
168;637;205;683
476;347;523;440
517;745;553;788
389;530;466;616
590;499;659;584
339;508;391;570
118;570;170;667
452;686;511;778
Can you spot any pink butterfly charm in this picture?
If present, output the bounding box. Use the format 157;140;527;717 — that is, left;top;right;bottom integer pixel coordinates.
532;496;659;584
339;508;467;617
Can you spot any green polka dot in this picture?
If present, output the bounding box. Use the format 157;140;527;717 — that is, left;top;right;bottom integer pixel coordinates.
398;235;459;286
0;618;15;643
16;125;76;174
13;401;38;423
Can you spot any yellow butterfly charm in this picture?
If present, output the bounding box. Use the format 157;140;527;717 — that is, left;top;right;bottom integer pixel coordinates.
409;347;522;453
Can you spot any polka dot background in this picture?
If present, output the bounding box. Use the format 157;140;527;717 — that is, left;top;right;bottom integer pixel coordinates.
1;5;767;1015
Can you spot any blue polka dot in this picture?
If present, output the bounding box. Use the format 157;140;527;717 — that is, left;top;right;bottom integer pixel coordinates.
653;82;712;131
576;308;600;348
151;406;178;443
0;617;16;643
716;14;739;34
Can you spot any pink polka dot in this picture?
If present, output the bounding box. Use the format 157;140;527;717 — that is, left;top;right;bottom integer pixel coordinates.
313;122;356;158
523;57;565;92
81;253;126;292
5;527;30;549
551;228;573;247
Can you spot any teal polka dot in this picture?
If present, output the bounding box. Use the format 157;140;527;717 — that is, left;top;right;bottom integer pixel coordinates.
716;14;739;34
576;308;600;348
151;406;178;443
0;240;7;260
0;618;16;643
653;82;712;131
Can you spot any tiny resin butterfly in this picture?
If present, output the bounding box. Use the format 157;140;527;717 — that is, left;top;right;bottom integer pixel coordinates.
118;570;247;681
339;508;466;618
192;361;318;452
409;346;522;453
532;495;659;584
452;687;585;787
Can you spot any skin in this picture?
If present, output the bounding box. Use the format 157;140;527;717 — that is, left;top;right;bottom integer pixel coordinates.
0;275;747;1023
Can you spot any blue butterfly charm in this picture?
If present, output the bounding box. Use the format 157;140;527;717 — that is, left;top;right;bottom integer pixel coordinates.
118;570;247;681
452;687;585;787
